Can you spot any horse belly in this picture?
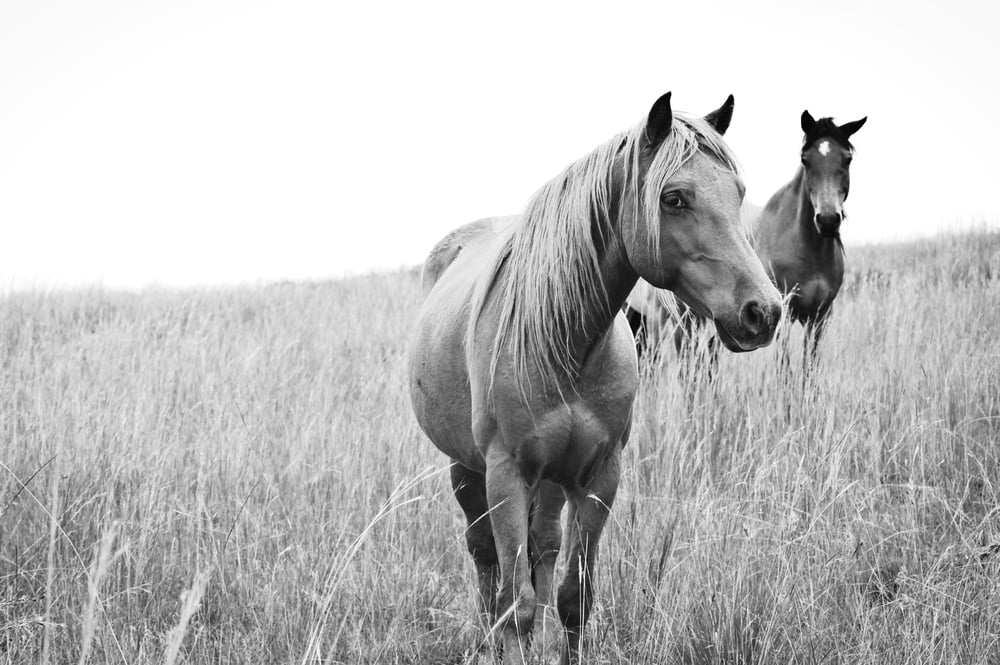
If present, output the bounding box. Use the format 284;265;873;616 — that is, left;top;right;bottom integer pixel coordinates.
409;337;480;470
408;250;489;472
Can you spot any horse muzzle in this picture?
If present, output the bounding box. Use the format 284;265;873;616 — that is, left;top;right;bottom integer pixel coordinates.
814;212;843;238
713;299;782;352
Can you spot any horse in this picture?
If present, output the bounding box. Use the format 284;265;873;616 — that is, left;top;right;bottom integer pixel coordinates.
755;110;866;359
407;92;782;665
627;110;866;368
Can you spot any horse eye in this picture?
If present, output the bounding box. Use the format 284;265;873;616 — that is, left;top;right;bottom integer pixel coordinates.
662;193;686;209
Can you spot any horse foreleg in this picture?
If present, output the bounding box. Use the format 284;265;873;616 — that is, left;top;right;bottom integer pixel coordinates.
557;447;621;665
802;314;829;376
450;463;500;642
485;454;536;665
529;480;565;635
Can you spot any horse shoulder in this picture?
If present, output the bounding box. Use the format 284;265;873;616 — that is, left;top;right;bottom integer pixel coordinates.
750;207;780;264
575;315;639;437
468;315;637;486
753;180;799;244
566;316;638;482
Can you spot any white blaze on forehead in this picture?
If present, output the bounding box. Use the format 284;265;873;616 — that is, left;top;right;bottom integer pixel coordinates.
818;140;831;156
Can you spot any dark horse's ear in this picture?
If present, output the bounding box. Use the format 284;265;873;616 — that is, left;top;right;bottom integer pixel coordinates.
643;92;673;148
840;116;867;138
801;110;818;137
704;94;735;135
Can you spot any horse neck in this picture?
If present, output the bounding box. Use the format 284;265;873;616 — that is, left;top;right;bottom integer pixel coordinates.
594;235;639;327
501;142;639;383
568;218;639;367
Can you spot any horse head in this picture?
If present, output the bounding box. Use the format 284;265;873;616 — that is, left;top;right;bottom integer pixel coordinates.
622;93;782;352
800;110;867;238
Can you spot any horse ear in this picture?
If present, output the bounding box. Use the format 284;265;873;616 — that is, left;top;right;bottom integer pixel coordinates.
800;110;817;137
704;94;735;135
643;92;673;147
840;116;867;138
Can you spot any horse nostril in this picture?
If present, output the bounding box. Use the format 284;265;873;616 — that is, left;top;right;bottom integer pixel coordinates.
815;212;843;226
740;301;765;335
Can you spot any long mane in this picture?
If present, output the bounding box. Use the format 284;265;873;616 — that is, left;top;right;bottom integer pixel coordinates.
469;112;740;396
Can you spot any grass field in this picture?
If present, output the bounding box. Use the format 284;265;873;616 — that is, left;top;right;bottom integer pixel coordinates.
2;230;999;664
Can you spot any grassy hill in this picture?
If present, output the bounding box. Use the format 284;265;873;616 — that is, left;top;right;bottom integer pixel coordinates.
1;230;999;664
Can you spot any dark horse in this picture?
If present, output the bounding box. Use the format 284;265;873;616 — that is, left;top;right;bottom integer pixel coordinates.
628;110;866;366
753;110;866;359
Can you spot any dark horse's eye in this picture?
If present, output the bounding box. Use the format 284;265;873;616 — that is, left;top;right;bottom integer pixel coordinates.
662;193;686;209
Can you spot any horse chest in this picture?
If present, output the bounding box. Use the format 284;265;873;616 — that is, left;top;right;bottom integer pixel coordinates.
533;318;637;485
794;278;833;311
786;268;843;321
539;401;629;487
767;245;842;314
490;390;626;478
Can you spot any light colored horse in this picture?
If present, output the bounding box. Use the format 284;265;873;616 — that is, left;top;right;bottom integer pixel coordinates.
628;110;866;365
408;92;782;665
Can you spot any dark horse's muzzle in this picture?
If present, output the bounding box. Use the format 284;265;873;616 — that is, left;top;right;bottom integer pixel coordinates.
815;212;843;238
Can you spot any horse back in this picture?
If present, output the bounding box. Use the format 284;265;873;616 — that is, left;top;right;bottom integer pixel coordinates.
421;216;515;295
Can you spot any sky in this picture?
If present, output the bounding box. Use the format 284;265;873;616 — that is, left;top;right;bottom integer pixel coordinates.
1;0;998;289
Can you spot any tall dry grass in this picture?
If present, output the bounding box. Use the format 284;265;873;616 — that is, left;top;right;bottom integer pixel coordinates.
1;231;998;664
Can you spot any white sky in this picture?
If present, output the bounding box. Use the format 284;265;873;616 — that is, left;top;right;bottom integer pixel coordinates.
1;0;998;289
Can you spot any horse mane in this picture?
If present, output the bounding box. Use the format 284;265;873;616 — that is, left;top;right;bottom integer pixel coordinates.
468;112;741;396
803;117;856;151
